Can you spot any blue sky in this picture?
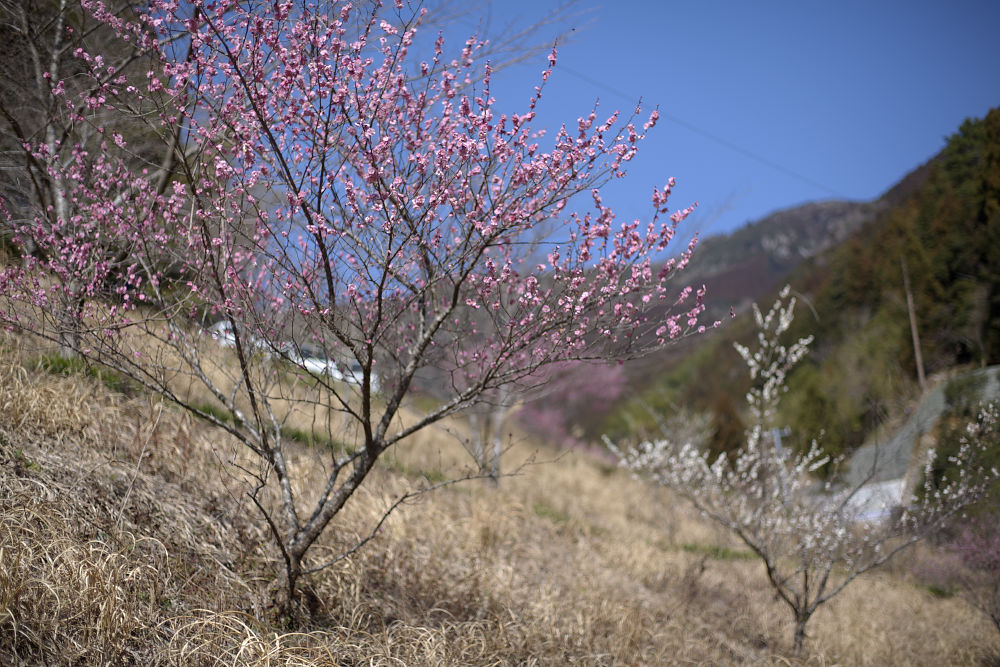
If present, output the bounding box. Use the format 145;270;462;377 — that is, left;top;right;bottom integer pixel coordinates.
449;0;1000;240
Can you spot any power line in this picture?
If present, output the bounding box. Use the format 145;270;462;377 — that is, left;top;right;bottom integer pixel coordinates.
559;64;844;199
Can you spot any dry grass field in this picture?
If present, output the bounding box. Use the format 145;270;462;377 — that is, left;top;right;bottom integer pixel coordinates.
2;334;999;665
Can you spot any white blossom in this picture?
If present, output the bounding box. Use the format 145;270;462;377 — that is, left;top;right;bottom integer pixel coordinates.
607;287;998;653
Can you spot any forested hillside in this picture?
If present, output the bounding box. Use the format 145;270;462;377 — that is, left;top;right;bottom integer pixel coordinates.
604;108;1000;463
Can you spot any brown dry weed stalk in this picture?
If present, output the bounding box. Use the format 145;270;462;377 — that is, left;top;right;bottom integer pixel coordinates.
0;352;100;438
0;478;167;663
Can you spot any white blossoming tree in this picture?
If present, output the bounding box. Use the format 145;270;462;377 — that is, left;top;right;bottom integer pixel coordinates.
608;287;999;654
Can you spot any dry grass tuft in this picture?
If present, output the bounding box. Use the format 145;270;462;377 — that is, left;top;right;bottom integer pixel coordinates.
0;476;167;664
165;611;344;666
0;341;112;439
1;333;999;664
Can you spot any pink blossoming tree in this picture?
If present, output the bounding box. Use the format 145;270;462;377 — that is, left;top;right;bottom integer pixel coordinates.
0;0;709;616
0;0;186;354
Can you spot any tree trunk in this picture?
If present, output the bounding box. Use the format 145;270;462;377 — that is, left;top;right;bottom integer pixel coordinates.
469;411;486;469
487;400;508;484
490;417;502;483
57;290;84;358
278;552;303;626
792;616;809;655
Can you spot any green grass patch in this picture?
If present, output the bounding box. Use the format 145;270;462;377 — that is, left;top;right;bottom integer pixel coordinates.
280;425;354;454
190;401;243;428
924;584;957;598
34;353;89;376
531;501;571;525
405;392;444;415
418;468;448;484
33;352;134;394
680;543;755;561
11;447;42;472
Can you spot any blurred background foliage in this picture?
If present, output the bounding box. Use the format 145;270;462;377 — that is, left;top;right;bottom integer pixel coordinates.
587;109;1000;479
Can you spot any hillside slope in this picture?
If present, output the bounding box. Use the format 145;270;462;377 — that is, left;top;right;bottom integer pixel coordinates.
681;199;877;319
2;336;998;664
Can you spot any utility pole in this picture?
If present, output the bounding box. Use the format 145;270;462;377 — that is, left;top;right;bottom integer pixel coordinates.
901;255;927;392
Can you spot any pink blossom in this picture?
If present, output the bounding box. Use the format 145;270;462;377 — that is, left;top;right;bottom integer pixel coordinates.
0;0;709;610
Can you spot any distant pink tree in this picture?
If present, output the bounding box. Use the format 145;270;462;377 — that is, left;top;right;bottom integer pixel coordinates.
458;360;628;484
949;513;1000;634
515;360;628;450
0;0;709;617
